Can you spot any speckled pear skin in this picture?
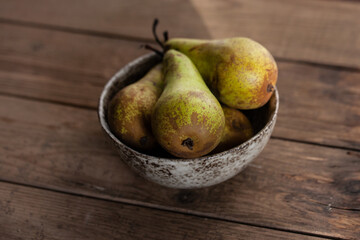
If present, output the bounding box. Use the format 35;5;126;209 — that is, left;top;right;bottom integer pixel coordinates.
152;50;225;158
107;64;163;151
213;106;254;153
99;53;279;188
165;38;278;109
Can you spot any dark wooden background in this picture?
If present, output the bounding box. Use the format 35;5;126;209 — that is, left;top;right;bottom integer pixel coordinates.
0;0;359;239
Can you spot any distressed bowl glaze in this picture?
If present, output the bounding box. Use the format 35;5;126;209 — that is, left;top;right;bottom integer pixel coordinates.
98;53;279;189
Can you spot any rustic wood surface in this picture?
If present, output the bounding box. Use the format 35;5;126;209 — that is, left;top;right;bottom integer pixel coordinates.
2;182;325;240
0;0;359;69
0;0;359;239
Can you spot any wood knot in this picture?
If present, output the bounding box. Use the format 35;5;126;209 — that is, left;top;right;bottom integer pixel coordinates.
176;190;197;204
345;180;360;194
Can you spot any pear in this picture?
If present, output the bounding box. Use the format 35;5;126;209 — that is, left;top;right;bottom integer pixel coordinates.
108;64;163;151
152;50;225;158
213;106;253;153
165;37;278;109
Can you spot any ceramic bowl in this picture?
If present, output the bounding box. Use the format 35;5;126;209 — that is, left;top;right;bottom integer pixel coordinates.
98;53;279;189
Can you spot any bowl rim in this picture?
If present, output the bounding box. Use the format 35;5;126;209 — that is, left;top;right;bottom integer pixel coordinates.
98;53;279;162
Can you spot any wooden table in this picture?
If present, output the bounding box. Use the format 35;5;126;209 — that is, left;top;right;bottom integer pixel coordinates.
0;0;359;239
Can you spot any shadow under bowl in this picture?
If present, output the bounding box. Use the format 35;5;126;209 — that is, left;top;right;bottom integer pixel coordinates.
98;53;279;189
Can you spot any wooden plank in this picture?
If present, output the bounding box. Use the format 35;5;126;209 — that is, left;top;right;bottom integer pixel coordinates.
275;63;360;151
0;23;144;107
0;24;359;149
0;23;143;78
0;95;359;239
1;182;320;240
0;0;360;68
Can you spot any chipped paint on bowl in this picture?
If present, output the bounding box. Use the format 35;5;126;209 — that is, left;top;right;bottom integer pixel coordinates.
98;53;279;189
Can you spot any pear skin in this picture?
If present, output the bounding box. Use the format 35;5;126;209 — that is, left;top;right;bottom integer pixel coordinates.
165;38;278;110
213;106;253;153
108;64;163;151
152;50;225;158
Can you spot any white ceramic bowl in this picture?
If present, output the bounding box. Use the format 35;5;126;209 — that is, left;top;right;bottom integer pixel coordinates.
98;53;279;189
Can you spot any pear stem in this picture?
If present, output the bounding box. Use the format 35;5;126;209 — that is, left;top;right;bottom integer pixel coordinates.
152;18;164;50
142;19;168;57
142;44;164;57
163;31;169;42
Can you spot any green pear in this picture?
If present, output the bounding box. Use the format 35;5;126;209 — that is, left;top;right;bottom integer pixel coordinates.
213;106;253;153
108;64;163;151
152;50;225;158
165;37;278;109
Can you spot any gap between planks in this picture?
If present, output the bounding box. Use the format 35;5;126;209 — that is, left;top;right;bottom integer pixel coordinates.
0;178;341;240
0;17;359;73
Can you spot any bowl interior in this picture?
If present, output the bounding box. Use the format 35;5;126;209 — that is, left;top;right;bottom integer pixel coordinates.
99;53;278;159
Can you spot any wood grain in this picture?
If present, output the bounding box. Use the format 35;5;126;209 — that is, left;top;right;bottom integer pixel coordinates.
1;182;322;240
0;24;359;150
0;23;144;78
275;63;360;151
0;23;144;107
0;0;360;68
0;95;359;239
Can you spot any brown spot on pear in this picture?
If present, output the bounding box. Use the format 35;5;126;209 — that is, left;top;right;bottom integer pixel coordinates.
213;106;254;153
152;50;225;158
165;37;278;109
107;64;163;152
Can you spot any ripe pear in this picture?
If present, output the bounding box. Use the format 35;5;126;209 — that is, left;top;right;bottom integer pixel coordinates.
214;106;253;153
152;50;225;158
165;37;278;109
108;64;163;151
